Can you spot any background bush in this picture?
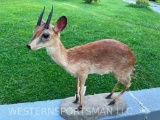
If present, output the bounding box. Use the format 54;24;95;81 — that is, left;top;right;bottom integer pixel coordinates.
136;0;149;5
136;0;149;7
84;0;99;3
149;0;157;2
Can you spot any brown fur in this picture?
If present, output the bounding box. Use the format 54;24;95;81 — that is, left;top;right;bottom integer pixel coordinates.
67;40;135;72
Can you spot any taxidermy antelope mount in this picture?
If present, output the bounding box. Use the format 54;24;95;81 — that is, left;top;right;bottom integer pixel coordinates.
27;6;136;110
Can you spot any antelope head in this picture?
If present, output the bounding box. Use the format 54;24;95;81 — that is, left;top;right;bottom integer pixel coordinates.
27;6;67;50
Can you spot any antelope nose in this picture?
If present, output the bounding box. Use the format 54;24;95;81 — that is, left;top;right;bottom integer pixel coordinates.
27;45;31;49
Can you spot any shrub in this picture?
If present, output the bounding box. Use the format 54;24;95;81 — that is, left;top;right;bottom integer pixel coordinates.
84;0;100;4
149;0;157;2
136;0;149;5
135;0;149;7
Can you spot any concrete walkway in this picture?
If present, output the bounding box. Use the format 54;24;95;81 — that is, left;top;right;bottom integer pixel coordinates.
0;88;160;120
123;0;160;13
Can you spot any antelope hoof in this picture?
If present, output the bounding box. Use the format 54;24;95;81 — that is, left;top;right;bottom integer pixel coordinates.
73;100;79;104
108;100;115;105
105;94;112;99
75;105;82;111
73;97;79;104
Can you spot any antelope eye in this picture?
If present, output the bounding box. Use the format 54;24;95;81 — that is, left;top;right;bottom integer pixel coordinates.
42;33;49;39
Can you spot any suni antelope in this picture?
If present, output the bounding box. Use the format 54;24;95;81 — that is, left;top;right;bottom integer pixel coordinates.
27;6;136;110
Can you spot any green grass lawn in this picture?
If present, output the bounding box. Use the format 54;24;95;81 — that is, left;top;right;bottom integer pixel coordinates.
0;0;160;104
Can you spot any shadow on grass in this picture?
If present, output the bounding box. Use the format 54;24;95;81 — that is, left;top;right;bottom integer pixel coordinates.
127;3;149;8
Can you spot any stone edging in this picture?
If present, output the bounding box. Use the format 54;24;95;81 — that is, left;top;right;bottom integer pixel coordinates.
0;88;160;120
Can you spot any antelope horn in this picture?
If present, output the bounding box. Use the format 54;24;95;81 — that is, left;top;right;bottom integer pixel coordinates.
44;5;53;29
37;7;45;26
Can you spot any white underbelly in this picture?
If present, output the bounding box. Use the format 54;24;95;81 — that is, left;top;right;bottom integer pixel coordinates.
89;65;112;75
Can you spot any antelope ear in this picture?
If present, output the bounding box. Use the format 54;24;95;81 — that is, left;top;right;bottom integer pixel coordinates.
54;16;67;32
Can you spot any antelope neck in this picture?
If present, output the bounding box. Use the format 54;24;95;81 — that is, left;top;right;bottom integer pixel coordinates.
46;39;68;68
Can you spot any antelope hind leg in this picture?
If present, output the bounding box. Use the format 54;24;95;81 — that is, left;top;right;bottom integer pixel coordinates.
106;81;120;99
108;86;128;105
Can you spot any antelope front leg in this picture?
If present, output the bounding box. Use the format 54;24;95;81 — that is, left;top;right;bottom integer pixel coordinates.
73;78;79;103
77;80;86;111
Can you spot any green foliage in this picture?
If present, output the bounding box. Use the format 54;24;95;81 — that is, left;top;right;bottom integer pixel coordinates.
135;0;149;8
149;0;157;2
157;0;160;3
84;0;99;3
0;0;160;104
136;0;149;5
